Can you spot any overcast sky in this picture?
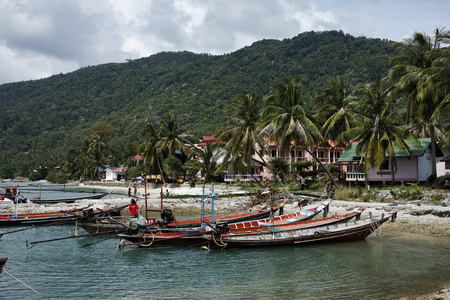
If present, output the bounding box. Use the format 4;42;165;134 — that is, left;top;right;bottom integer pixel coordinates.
0;0;448;85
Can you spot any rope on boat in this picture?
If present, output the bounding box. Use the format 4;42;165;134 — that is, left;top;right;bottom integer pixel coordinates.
3;269;50;299
370;220;383;235
69;219;79;236
212;233;227;248
139;231;155;247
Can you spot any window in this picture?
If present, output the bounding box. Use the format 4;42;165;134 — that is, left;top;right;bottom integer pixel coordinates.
271;150;277;157
379;160;389;170
446;161;450;170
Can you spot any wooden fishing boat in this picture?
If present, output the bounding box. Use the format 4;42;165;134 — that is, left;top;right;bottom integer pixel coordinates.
227;208;365;234
79;199;320;234
226;201;332;230
158;201;288;228
203;210;398;249
30;193;108;204
0;204;128;226
79;201;290;234
117;208;365;248
0;258;7;273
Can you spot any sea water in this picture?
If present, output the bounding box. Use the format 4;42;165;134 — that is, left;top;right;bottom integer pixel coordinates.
0;224;449;299
1;182;449;299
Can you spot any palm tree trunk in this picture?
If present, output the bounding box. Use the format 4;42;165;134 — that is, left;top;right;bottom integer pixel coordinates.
256;151;282;185
157;157;166;185
390;157;396;183
299;140;338;188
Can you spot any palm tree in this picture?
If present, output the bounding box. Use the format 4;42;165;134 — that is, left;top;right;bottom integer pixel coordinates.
260;77;337;187
186;142;222;182
316;77;360;145
346;76;414;183
85;121;117;179
157;112;191;157
389;26;450;185
217;93;279;185
138;122;164;180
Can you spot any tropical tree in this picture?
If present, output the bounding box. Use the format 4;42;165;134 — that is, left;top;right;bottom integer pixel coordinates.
217;93;279;185
389;26;450;185
345;76;414;183
157;112;192;157
138;122;163;179
86;121;118;179
260;77;337;186
186;142;222;182
315;77;360;146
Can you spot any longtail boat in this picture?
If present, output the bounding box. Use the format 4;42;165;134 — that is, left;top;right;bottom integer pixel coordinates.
227;208;365;234
158;201;288;228
117;208;365;248
30;193;108;204
0;204;128;226
203;210;398;249
0;258;7;273
78;201;291;234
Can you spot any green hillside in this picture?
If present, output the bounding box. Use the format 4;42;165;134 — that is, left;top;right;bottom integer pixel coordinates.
0;30;396;174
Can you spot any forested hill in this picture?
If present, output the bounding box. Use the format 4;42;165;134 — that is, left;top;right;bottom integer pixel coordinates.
0;30;396;171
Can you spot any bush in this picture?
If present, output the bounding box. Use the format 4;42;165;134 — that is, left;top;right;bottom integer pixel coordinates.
438;174;450;187
45;171;67;184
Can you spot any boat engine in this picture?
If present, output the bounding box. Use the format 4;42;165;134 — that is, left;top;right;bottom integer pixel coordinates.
157;208;175;227
128;218;147;235
214;222;230;235
81;208;95;219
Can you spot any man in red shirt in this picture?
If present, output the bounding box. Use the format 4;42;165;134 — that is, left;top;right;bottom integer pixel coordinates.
129;199;139;218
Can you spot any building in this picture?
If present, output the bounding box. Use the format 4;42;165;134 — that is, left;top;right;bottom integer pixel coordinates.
102;166;128;182
337;138;443;185
197;135;346;182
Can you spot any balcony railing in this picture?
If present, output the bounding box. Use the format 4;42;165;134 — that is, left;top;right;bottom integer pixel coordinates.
345;173;366;181
224;175;262;182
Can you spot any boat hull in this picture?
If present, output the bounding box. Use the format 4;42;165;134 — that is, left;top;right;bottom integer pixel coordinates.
204;216;391;248
0;204;127;226
30;193;108;204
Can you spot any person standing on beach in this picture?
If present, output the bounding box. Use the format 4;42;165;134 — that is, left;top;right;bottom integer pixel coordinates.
128;187;131;197
129;199;139;218
324;182;330;198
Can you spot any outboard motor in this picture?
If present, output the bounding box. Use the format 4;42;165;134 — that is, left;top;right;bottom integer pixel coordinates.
157;208;175;227
214;222;230;235
128;218;147;235
81;208;95;219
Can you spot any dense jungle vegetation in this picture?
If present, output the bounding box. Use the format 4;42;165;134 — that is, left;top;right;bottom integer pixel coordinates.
0;30;396;177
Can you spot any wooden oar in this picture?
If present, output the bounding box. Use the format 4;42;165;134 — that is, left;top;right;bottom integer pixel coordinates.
26;229;127;248
0;219;77;238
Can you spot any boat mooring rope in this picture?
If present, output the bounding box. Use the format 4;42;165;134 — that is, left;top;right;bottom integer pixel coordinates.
370;220;382;235
139;231;155;247
3;269;50;299
212;233;227;248
69;219;79;236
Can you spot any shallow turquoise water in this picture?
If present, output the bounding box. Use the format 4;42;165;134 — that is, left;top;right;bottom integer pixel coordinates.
0;224;449;300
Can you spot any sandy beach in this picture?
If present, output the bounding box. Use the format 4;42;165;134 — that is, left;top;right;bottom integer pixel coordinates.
1;181;449;299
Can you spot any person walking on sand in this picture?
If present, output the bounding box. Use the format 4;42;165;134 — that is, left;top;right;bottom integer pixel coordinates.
128;187;131;197
324;182;330;198
129;199;139;218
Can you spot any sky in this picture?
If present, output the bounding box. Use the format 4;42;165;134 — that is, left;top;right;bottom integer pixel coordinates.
0;0;448;85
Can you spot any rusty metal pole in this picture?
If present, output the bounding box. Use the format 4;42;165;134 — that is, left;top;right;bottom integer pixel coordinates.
160;187;163;210
144;181;148;220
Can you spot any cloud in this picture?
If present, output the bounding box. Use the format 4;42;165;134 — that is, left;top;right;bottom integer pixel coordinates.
0;0;448;84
